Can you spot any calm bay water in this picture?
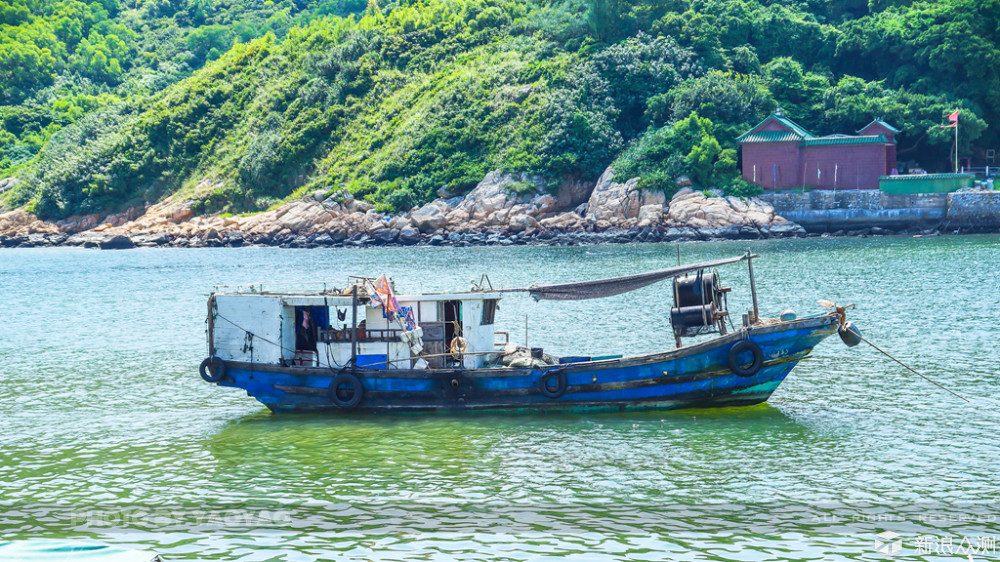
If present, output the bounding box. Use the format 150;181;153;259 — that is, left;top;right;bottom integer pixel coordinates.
1;236;999;560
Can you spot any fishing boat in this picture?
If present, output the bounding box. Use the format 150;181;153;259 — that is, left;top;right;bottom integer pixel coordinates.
198;251;859;413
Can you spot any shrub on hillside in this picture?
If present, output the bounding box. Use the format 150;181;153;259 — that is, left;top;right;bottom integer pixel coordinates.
613;112;739;195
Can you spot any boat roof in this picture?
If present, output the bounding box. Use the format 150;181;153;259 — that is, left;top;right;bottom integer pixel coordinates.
279;292;502;306
214;253;752;304
212;282;502;303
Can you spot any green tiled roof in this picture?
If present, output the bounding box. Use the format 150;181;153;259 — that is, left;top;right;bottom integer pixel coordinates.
735;111;815;143
859;118;901;134
800;135;888;146
771;114;814;139
736;131;805;143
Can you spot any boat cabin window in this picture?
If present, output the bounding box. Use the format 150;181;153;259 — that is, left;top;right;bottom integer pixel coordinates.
442;300;462;344
481;299;498;325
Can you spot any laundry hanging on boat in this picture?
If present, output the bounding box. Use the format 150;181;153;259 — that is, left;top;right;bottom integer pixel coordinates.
368;274;425;357
369;274;400;315
399;305;418;331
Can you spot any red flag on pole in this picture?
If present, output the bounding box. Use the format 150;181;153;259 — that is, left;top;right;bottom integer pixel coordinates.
940;110;959;128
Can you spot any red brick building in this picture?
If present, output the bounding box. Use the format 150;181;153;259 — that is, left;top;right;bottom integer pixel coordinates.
736;110;899;190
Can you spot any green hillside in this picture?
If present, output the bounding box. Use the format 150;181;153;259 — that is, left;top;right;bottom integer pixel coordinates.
2;0;996;220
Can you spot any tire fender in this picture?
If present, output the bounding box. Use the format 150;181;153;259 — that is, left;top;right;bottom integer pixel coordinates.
538;369;568;399
328;372;364;410
200;356;226;383
727;340;763;377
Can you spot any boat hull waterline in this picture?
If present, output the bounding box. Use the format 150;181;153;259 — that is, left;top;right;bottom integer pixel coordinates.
213;314;840;414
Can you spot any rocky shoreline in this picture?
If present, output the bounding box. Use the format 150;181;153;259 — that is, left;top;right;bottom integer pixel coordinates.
0;220;952;250
0;166;983;250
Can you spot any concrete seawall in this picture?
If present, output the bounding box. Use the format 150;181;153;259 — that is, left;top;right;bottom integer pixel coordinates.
760;190;1000;233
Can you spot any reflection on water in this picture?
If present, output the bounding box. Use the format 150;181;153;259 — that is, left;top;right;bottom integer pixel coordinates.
1;236;998;560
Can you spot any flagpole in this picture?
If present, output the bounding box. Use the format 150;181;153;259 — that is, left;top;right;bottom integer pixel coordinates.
954;113;959;173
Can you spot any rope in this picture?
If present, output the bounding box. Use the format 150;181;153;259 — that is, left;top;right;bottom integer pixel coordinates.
855;331;970;403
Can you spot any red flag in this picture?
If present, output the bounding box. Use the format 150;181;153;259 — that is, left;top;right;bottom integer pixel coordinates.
948;110;959;122
370;274;400;315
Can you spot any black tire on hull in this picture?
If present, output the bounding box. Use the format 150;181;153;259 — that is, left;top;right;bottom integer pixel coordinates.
727;340;763;377
538;370;568;398
200;356;226;382
329;372;364;410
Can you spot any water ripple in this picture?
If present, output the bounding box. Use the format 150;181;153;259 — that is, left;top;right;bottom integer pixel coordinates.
1;237;998;559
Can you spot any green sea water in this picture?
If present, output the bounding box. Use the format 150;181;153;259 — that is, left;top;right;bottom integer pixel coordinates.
1;236;999;560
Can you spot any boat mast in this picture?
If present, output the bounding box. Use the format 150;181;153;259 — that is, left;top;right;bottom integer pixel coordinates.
746;250;760;323
351;284;359;367
207;294;216;356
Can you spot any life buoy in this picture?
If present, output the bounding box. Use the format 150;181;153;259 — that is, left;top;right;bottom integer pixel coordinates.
328;372;363;410
449;337;468;359
727;340;763;377
199;356;226;382
538;369;567;399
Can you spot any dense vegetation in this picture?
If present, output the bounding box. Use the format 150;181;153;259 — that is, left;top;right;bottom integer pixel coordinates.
1;0;995;219
0;0;363;177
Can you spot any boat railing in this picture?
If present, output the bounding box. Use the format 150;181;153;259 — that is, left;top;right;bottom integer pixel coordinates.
319;327;405;343
494;331;510;348
213;281;347;295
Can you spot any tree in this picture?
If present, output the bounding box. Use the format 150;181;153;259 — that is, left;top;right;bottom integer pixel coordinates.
586;33;702;139
763;57;829;131
0;41;59;102
585;0;630;43
184;25;233;63
614;112;738;193
821;76;987;170
836;0;1000;144
665;70;774;139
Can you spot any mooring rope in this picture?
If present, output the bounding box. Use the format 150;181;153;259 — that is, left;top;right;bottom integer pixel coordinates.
854;331;970;403
215;313;285;352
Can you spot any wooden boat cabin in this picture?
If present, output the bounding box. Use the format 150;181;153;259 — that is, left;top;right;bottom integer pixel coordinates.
208;282;504;371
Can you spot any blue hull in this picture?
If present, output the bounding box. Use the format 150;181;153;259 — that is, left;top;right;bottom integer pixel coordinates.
215;315;840;414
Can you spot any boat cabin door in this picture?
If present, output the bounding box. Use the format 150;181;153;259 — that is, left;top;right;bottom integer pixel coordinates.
291;305;327;366
442;300;462;346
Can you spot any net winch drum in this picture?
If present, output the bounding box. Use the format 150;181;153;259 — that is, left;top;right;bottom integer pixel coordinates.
670;270;729;338
670;304;717;337
673;272;720;308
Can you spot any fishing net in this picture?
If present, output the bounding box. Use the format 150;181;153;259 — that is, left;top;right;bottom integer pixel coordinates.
505;255;747;301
